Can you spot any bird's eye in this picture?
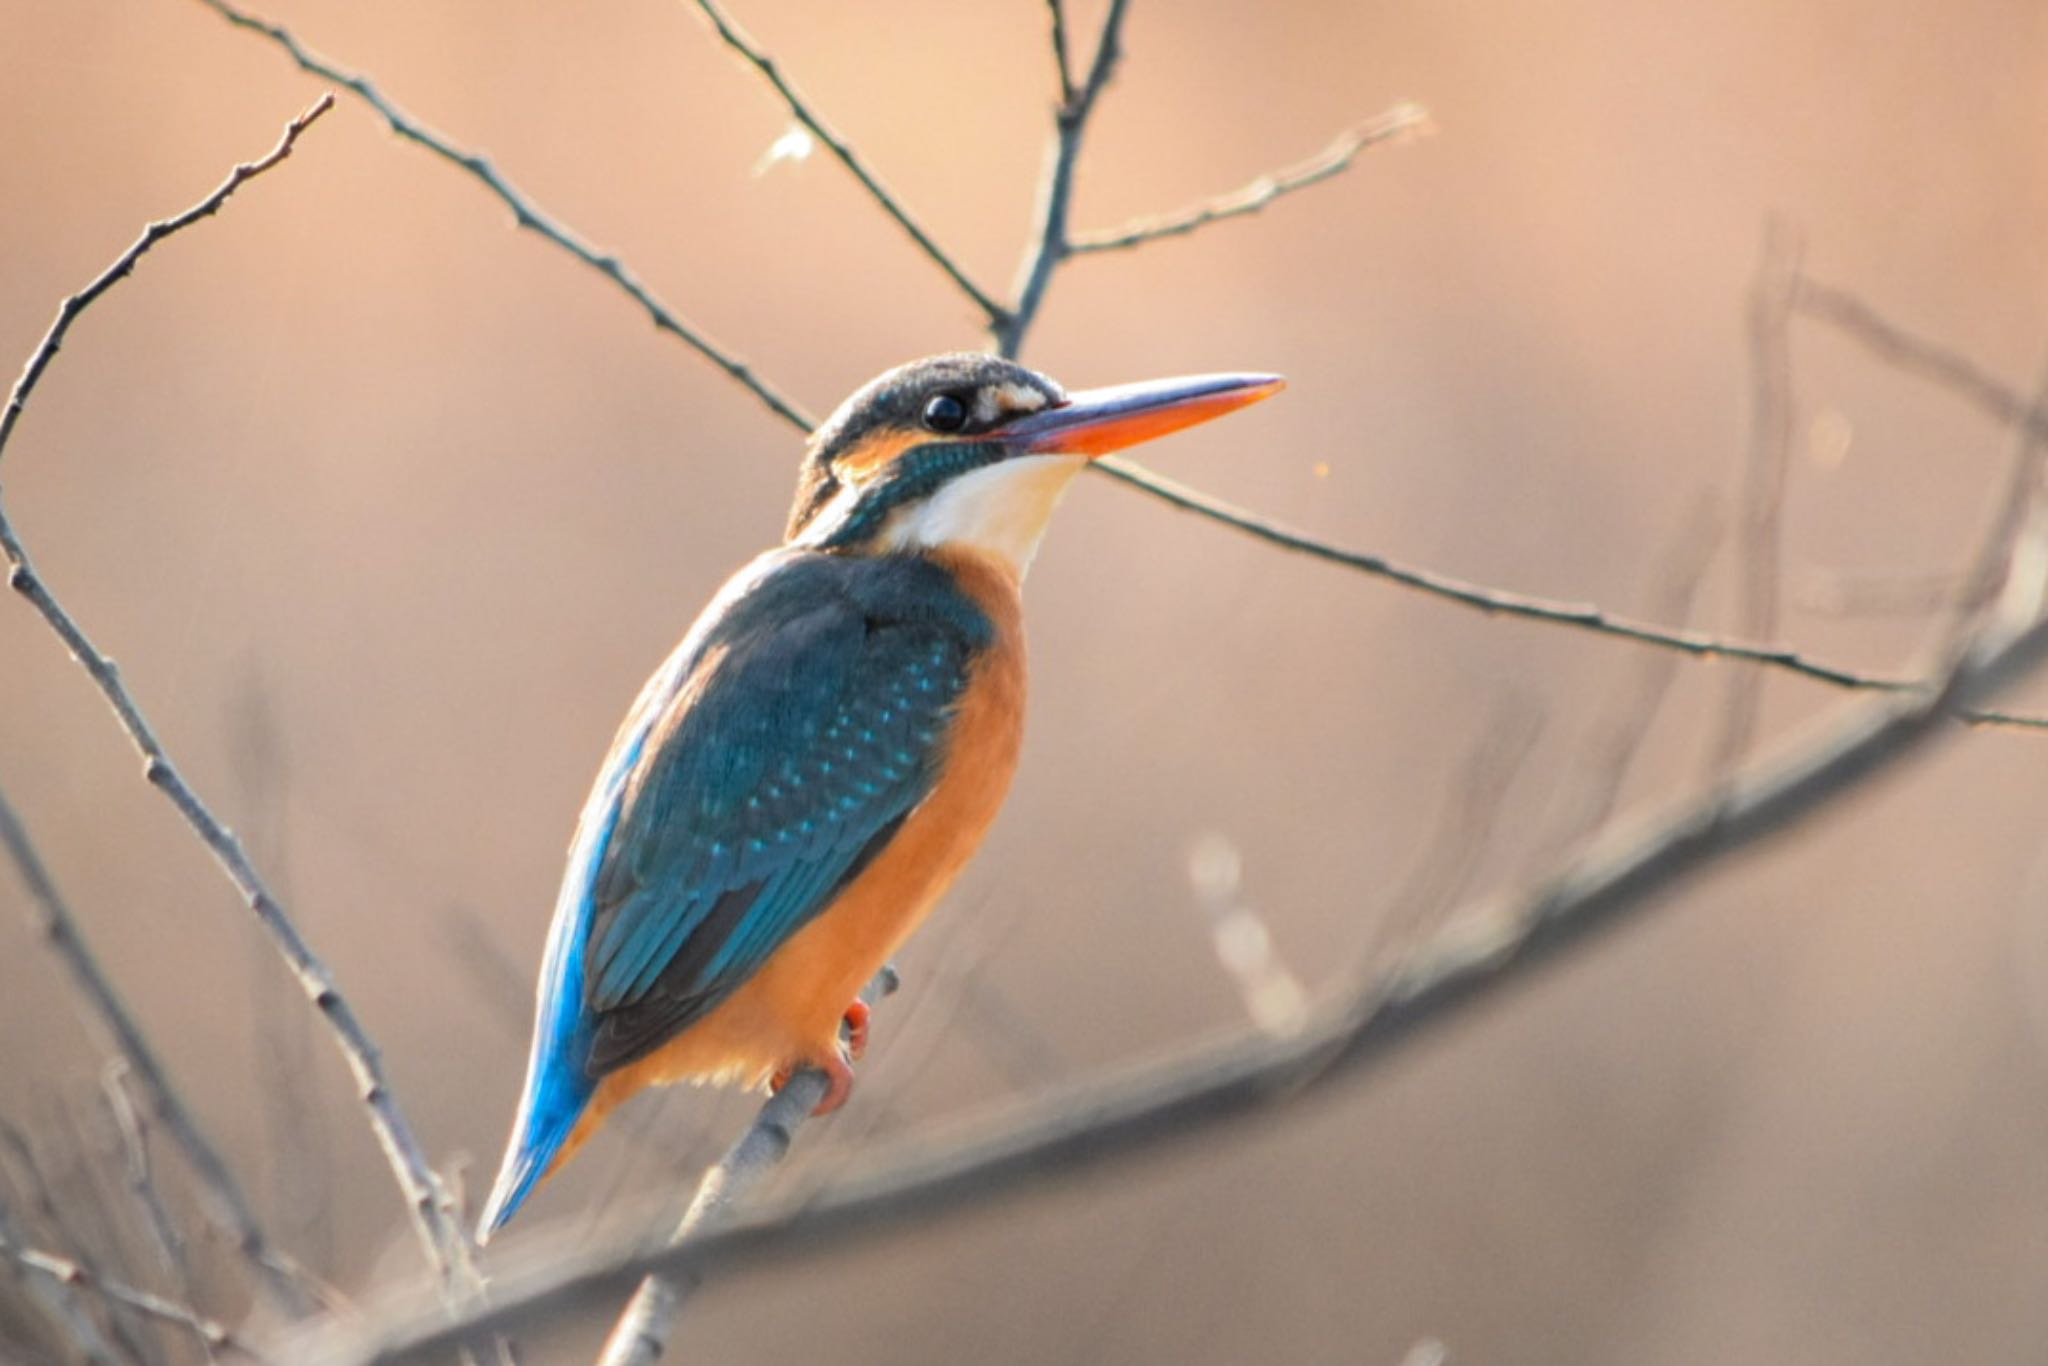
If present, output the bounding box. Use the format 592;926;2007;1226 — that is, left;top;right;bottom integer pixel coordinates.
922;393;969;433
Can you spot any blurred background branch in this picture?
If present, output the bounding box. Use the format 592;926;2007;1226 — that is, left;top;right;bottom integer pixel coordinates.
0;781;314;1318
0;93;489;1315
6;2;2047;1363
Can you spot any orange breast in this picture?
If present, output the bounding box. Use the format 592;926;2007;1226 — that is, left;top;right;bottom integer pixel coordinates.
593;547;1029;1103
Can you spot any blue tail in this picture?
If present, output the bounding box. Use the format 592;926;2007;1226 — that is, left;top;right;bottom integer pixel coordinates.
476;1065;592;1238
478;872;601;1239
478;640;690;1238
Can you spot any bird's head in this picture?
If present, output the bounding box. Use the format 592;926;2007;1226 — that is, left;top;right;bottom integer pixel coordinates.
787;353;1283;575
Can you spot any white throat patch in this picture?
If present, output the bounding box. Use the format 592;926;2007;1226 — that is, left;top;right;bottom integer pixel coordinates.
879;454;1085;577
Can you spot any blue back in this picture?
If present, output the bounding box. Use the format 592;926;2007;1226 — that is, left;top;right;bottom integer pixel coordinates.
478;549;992;1233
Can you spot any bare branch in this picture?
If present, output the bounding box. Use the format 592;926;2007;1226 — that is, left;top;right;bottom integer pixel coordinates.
0;94;332;465
1090;455;2048;728
1794;564;1961;618
684;0;1008;323
593;968;899;1366
0;1230;274;1365
308;578;2048;1366
1366;691;1546;963
317;355;2048;1360
1536;499;1721;859
1067;103;1428;255
1712;220;1802;769
1045;0;1078;107
1795;275;2048;443
0;728;314;1317
190;0;815;434
0;99;481;1298
0;1192;121;1366
168;0;2048;749
97;1064;201;1318
993;0;1133;357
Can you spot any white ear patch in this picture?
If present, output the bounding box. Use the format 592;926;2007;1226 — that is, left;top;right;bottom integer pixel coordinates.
881;454;1084;576
972;382;1053;427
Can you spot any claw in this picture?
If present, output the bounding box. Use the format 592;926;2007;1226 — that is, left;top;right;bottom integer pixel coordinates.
769;1053;855;1117
842;999;871;1061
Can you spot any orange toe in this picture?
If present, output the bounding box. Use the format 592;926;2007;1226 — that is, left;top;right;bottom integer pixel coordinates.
768;1052;857;1117
842;1000;872;1062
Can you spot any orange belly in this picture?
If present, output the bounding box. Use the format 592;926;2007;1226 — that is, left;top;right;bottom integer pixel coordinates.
559;549;1028;1163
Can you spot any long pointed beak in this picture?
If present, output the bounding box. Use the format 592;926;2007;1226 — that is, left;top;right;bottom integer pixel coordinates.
997;372;1285;457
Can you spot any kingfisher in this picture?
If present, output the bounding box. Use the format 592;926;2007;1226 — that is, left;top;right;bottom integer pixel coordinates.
477;353;1282;1235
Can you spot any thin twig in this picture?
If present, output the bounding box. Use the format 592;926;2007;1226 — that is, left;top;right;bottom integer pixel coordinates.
1794;564;1961;618
0;1232;275;1365
1535;499;1722;861
684;0;1008;324
589;13;1120;1351
593;969;899;1366
1713;219;1802;768
0;98;479;1297
38;1097;162;1366
993;0;1132;357
97;1064;202;1324
0;1192;121;1366
190;0;815;434
0;778;316;1319
1090;455;2048;728
175;1;2048;736
1066;103;1428;255
1044;0;1077;108
1794;276;2048;444
1366;691;1546;964
0;93;333;468
309;589;2048;1366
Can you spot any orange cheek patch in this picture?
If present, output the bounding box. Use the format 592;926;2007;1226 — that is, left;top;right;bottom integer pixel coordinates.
833;427;923;481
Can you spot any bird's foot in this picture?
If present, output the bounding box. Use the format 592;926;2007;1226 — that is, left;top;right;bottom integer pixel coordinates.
769;1051;855;1117
764;999;871;1117
842;999;871;1061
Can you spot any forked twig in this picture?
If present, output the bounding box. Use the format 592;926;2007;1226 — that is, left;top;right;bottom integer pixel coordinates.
993;0;1132;358
1067;103;1429;255
186;0;2048;733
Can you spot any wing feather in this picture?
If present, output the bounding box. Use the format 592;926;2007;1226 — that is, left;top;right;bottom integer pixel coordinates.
574;552;988;1073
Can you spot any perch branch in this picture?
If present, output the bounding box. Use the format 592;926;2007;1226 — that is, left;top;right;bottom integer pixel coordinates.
308;569;2048;1365
593;969;900;1366
0;96;478;1295
1066;103;1428;255
190;0;815;433
684;0;1008;323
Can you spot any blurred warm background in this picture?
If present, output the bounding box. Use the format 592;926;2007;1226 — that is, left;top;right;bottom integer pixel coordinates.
4;1;2048;1361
